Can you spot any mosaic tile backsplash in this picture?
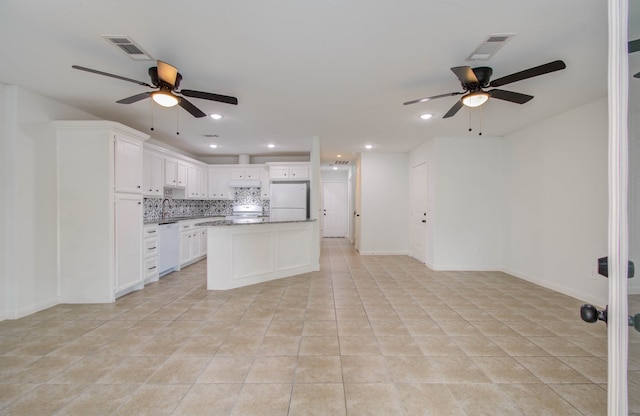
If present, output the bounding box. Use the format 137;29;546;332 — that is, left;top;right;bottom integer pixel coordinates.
143;187;269;223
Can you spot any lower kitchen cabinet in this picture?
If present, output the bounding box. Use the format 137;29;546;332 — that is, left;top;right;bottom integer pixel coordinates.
115;194;144;294
143;224;159;283
179;220;208;266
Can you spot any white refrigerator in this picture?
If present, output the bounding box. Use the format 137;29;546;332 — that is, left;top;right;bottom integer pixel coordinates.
270;182;308;221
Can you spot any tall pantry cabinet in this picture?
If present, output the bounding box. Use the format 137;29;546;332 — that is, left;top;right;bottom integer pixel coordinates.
56;121;149;303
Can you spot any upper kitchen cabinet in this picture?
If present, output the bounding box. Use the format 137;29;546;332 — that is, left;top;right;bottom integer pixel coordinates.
165;157;188;188
268;162;310;181
230;167;261;180
209;167;231;199
143;150;164;197
55;121;149;303
114;134;143;193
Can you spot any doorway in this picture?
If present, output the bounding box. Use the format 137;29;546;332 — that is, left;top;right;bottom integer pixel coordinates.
410;163;428;263
322;181;348;238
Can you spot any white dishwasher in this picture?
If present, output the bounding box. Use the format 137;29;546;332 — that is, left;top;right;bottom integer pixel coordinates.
158;222;180;276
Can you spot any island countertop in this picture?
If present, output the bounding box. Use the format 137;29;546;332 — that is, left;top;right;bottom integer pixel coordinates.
196;218;316;227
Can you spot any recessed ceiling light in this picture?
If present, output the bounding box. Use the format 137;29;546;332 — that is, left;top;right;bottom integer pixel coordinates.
267;144;275;148
337;154;342;158
209;144;218;149
332;166;338;170
365;144;373;150
210;113;223;120
419;113;433;120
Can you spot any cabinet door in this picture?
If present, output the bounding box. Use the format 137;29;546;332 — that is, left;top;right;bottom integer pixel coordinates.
199;168;208;199
270;166;289;179
199;229;208;257
143;152;163;196
115;194;143;292
114;134;143;193
191;230;201;258
245;168;260;179
217;169;231;199
290;166;309;179
180;231;192;264
208;169;220;198
186;164;198;198
230;168;245;180
165;158;178;187
177;161;188;188
260;167;270;199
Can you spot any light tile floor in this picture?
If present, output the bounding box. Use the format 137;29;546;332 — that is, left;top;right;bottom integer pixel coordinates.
1;238;636;415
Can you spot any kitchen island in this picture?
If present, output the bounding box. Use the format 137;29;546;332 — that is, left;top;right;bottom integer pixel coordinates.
196;218;318;290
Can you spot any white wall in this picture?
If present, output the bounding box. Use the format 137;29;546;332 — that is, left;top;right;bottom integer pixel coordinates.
358;152;409;255
502;98;609;306
0;84;97;319
409;136;503;270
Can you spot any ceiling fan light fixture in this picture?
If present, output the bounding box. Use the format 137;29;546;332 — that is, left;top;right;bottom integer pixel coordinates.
152;91;179;107
461;91;489;108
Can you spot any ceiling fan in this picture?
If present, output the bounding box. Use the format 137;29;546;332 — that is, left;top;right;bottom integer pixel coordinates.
404;60;566;118
72;60;238;118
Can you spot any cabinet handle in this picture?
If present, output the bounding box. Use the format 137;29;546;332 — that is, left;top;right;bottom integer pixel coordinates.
148;266;157;270
149;246;157;250
138;202;141;205
147;230;157;234
137;185;141;188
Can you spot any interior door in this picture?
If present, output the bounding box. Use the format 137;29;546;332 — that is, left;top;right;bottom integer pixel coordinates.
410;163;428;263
323;181;348;237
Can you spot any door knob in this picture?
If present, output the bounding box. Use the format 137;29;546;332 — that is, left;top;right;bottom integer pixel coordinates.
580;304;607;324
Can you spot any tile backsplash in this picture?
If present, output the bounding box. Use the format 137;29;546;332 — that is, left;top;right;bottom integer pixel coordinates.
143;187;269;223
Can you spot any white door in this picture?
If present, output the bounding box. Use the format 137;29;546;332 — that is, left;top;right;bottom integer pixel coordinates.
323;181;348;237
114;194;143;293
410;163;428;263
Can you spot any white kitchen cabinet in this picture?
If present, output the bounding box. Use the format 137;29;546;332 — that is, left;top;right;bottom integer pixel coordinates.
231;167;261;180
115;194;144;293
260;167;270;199
164;158;178;187
179;220;207;266
115;134;144;193
56;120;149;303
177;160;188;188
143;151;164;196
186;163;198;198
208;168;231;199
199;167;208;199
143;224;159;283
269;163;310;181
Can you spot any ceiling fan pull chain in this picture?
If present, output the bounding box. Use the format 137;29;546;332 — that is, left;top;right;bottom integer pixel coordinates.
468;107;472;132
150;100;155;131
176;106;180;135
478;106;483;136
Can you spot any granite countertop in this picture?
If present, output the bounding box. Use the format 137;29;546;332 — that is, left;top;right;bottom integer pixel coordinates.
196;218;316;227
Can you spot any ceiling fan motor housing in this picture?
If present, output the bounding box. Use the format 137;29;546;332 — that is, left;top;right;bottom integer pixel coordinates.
148;67;183;90
471;67;493;88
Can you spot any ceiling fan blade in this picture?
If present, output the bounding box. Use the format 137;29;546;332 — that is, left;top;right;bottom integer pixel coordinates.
488;89;534;104
451;66;479;85
489;60;566;88
180;89;239;105
403;92;462;106
635;72;640;78
630;39;640;53
178;97;207;118
72;65;153;88
157;60;178;87
116;92;152;104
443;100;463;118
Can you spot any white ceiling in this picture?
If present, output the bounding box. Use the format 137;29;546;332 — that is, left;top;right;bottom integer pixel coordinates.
1;0;633;166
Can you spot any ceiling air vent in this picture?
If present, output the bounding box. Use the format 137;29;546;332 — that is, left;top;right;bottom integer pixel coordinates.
466;33;515;61
334;160;350;166
102;35;154;61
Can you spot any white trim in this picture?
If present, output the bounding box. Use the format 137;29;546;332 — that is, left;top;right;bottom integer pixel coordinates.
357;251;410;256
10;296;59;320
502;267;607;308
607;1;629;414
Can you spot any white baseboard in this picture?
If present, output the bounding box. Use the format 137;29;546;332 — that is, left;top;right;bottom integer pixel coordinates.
358;251;410;256
428;264;500;271
8;297;59;320
501;266;607;307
